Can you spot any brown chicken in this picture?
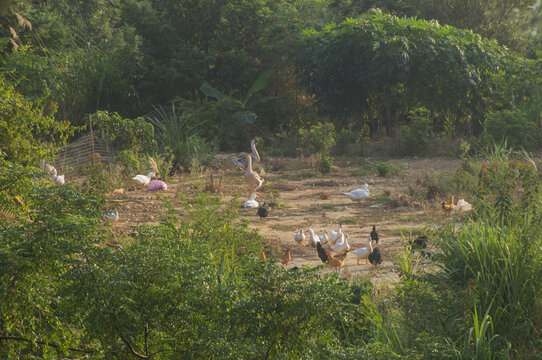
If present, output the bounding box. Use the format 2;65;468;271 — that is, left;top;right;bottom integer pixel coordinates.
281;247;292;267
325;250;347;274
442;195;455;213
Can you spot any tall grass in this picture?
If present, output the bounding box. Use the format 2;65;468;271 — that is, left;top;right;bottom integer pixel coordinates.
459;306;511;360
147;106;215;171
436;217;542;345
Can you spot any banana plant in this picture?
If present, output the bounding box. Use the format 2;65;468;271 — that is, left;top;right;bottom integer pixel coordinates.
199;67;278;124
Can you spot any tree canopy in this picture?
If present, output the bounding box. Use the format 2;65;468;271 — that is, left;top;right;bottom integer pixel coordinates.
295;10;512;135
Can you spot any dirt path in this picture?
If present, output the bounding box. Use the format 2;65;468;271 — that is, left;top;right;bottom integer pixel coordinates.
106;156;460;285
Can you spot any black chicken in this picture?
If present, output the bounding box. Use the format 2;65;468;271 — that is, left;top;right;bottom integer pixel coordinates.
257;202;269;220
316;241;328;263
368;247;383;266
370;224;379;244
409;235;430;258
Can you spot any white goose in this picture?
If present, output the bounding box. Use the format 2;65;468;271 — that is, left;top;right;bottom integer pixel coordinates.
50;167;65;185
329;223;343;245
330;234;350;255
343;184;370;202
305;228;320;251
454;199;472;212
293;229;305;245
319;229;330;245
244;194;259;208
233;139;260;169
132;172;155;188
351;236;374;265
244;154;264;193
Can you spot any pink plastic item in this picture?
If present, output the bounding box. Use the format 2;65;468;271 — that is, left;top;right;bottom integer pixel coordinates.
147;180;167;191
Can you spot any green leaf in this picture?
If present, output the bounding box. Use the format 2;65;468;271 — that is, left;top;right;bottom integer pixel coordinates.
242;67;272;105
232;111;257;124
200;82;227;100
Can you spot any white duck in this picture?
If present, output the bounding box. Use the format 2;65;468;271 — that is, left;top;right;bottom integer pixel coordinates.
132;172;155;188
305;228;320;251
102;209;119;222
454;199;472;212
50;167;65;185
351;236;374;265
233;138;260;169
244;154;264;193
342;184;370;202
330;234;350;255
293;229;305;246
329;223;343;244
244;194;259;208
319;229;330;245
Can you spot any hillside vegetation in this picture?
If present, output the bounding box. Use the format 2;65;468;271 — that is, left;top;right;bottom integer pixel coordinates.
1;1;542;358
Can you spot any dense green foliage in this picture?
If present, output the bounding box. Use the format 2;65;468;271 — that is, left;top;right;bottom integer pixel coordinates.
2;1;542;160
296;11;513;136
0;74;74;163
2;2;542;358
0;163;385;358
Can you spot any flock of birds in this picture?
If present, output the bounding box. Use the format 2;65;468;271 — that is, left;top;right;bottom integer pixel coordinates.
285;224;382;274
232;138;472;274
39;137;470;275
231;139;385;274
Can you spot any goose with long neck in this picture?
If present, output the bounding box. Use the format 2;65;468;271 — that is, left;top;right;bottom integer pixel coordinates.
233;139;260;169
244;154;264;193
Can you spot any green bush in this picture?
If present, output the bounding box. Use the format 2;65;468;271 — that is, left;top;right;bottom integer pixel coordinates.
392;108;432;156
297;122;337;157
0;74;75;163
374;161;402;177
483;109;537;150
298;122;337;173
320;155;333;174
89;110;156;153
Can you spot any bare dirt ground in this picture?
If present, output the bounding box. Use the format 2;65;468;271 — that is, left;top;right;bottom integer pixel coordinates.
106;155;461;286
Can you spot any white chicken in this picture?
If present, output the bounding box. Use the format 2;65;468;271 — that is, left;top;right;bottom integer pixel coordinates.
330;234;350;256
454;199;472;212
319;229;330;245
329;223;343;245
132;172;155;188
244;194;259;208
351;236;374;265
305;228;320;251
293;229;305;246
342;184;370;202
